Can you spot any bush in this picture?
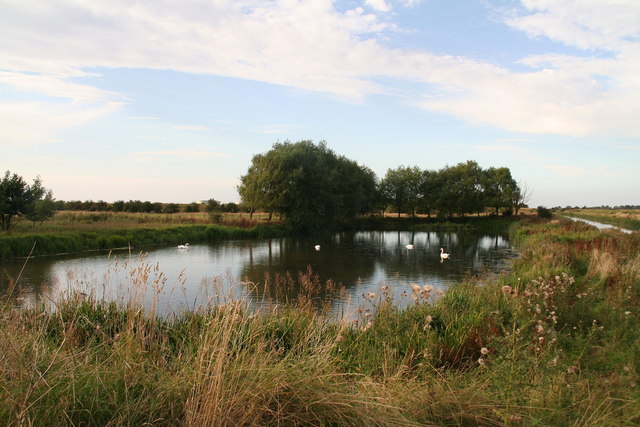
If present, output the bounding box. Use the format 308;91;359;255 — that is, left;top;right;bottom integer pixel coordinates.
537;206;552;219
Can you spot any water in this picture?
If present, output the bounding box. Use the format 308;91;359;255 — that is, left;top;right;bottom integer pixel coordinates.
1;230;518;317
565;216;633;234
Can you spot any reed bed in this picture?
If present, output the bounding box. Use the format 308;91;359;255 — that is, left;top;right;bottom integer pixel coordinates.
1;216;639;425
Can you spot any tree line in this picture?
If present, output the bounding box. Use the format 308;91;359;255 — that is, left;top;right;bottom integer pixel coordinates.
0;169;244;231
56;199;242;214
238;140;530;230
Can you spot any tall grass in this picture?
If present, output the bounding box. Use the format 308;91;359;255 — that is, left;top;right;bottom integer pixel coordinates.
1;216;639;425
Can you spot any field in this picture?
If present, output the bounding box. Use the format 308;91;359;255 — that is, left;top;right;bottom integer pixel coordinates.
9;211;274;234
1;215;639;425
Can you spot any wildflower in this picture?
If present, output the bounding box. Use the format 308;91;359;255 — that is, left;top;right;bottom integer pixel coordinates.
367;292;376;299
362;321;372;331
549;357;558;367
437;289;445;298
535;324;545;333
477;357;485;366
480;347;488;355
365;312;373;318
411;284;421;293
501;285;512;294
426;315;433;323
625;311;631;315
423;285;433;292
567;365;577;374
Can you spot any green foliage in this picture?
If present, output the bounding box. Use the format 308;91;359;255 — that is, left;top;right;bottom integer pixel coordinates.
238;140;378;231
1;171;54;231
537;205;553;219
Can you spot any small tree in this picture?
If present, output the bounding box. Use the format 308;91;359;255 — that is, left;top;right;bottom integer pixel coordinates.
163;203;180;214
26;189;56;227
1;171;54;230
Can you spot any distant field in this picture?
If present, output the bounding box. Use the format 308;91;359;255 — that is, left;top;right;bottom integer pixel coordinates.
560;208;640;231
8;211;276;235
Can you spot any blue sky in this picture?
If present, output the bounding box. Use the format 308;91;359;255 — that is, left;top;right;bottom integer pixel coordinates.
1;0;639;207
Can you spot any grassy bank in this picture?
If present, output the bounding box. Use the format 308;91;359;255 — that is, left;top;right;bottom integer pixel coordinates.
0;224;286;260
1;216;638;425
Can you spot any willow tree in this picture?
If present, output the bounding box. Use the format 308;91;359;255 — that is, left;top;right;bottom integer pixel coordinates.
238;140;377;230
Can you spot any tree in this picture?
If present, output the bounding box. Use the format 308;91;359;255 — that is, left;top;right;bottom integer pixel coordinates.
380;166;421;217
238;140;377;230
483;167;517;216
163;203;180;214
511;181;533;216
0;171;53;231
26;189;56;227
418;169;439;218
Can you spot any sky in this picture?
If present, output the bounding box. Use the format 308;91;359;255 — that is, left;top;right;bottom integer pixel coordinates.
1;0;639;208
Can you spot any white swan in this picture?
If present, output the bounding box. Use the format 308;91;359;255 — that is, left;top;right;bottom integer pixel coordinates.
315;245;321;251
405;244;414;249
440;247;450;260
178;243;190;249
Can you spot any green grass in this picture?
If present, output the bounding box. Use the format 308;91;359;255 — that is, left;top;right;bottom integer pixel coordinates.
1;215;639;425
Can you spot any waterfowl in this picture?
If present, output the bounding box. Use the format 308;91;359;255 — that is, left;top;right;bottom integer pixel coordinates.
178;243;190;249
440;247;450;260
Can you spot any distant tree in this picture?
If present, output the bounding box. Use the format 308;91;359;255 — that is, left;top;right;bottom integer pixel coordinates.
163;203;180;214
184;202;201;213
111;200;125;212
537;206;552;219
206;198;221;213
221;202;240;213
0;171;52;231
26;189;56;227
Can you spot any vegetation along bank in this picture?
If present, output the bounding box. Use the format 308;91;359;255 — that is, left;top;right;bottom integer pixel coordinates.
1;215;638;425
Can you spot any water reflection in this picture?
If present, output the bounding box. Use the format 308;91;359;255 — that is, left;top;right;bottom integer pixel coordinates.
1;231;518;316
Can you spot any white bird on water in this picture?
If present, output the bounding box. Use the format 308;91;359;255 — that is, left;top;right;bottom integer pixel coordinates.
405;244;414;250
178;243;190;249
440;247;450;261
315;245;321;251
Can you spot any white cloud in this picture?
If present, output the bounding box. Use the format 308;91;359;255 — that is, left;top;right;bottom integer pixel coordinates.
0;101;123;147
1;0;639;141
365;0;392;13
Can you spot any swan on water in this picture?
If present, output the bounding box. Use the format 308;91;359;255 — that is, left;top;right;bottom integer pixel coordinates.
405;244;414;249
178;243;190;249
315;245;321;251
440;247;450;260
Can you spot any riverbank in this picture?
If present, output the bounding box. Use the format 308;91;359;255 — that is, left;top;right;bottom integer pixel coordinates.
1;213;515;260
1;216;638;425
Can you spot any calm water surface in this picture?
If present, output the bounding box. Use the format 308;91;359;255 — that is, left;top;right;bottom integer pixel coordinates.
1;231;518;317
